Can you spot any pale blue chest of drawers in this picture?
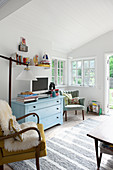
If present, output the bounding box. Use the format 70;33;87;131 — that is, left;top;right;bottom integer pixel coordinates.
11;96;64;130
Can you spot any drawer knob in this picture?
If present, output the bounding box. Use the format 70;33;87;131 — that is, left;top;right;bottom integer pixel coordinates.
57;108;59;110
57;101;59;103
33;106;36;108
33;115;35;117
57;117;59;119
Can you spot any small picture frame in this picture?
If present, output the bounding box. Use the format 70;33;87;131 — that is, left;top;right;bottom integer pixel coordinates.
18;45;28;52
18;37;28;52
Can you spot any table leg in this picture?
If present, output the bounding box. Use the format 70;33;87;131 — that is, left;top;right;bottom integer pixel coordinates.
95;139;102;170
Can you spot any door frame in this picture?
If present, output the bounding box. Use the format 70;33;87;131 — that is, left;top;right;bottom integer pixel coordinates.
104;52;113;114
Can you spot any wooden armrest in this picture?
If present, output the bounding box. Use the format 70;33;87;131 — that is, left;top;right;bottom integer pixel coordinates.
16;113;39;124
0;127;41;141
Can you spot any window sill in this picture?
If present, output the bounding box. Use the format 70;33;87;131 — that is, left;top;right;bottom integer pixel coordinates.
69;85;95;88
56;85;67;88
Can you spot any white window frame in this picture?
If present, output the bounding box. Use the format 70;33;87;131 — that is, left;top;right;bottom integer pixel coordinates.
83;59;95;86
51;58;66;86
71;58;95;87
71;60;83;86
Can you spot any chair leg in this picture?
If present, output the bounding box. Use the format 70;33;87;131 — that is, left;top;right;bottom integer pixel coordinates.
63;111;67;121
36;145;40;170
63;111;65;116
75;110;77;115
0;165;3;170
82;110;84;120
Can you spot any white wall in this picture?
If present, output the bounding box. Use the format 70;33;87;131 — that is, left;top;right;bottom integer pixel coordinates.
68;30;113;113
0;13;67;102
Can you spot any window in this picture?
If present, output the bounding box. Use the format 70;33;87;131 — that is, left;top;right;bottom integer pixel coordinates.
52;59;55;83
51;59;65;86
84;60;95;86
72;61;82;85
72;59;95;86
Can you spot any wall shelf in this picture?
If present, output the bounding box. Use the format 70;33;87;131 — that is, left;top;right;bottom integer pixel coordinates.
13;64;50;69
37;64;50;68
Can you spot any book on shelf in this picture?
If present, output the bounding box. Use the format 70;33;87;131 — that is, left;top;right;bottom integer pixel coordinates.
17;94;38;99
16;93;38;103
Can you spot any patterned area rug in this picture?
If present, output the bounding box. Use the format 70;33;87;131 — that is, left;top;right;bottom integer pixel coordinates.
9;119;113;170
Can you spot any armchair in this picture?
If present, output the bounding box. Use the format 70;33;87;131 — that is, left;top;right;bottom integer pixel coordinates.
0;100;47;170
60;90;85;121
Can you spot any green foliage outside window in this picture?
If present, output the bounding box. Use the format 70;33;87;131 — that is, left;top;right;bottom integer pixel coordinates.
61;61;63;68
110;56;113;77
52;60;54;68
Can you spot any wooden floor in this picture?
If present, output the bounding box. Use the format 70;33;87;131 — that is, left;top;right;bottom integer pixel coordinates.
4;110;111;170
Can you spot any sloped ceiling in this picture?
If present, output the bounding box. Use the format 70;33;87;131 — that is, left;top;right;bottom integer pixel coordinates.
0;0;31;21
1;0;113;54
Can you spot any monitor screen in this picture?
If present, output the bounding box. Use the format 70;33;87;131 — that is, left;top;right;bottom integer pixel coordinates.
32;77;48;93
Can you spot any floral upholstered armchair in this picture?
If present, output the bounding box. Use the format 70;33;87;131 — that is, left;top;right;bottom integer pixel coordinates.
60;90;85;121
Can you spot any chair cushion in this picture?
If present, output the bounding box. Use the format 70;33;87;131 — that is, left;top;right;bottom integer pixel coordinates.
71;91;79;98
69;97;80;105
63;93;72;105
9;119;23;142
4;122;40;152
0;100;16;136
63;93;72;99
2;124;47;158
65;105;84;110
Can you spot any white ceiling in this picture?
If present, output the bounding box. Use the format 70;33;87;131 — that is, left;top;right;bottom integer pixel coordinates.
0;0;31;21
1;0;113;54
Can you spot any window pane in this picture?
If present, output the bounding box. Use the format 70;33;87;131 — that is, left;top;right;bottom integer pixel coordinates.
84;77;89;86
89;77;95;86
58;61;60;68
72;61;76;69
52;60;54;68
52;77;54;82
84;61;89;68
90;60;95;68
72;77;76;85
84;69;89;76
52;69;54;76
61;61;63;68
61;69;63;76
72;70;76;76
77;69;81;76
90;69;95;77
58;69;60;76
77;78;82;85
77;61;81;68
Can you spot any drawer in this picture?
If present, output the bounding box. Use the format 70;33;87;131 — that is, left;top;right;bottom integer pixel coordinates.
40;113;61;130
27;99;61;112
25;114;37;123
27;104;38;112
37;105;61;119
